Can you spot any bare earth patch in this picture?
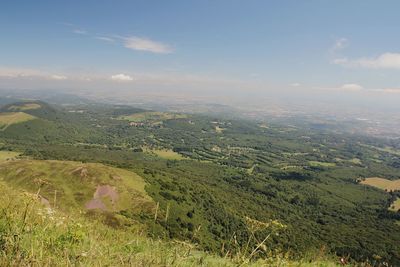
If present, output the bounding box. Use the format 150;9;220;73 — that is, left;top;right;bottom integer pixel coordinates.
85;185;119;211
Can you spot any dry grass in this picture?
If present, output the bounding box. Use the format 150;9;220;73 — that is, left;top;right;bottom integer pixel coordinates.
7;103;42;111
0;151;21;161
360;177;400;191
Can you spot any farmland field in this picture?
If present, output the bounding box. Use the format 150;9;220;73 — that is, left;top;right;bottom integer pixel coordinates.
7;103;42;111
360;177;400;191
144;148;185;160
308;161;336;167
119;111;187;123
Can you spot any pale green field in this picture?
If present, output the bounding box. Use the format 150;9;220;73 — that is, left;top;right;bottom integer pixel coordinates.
348;158;362;164
308;161;336;167
389;198;400;212
119;111;187;123
0;151;21;161
144;148;185;160
0;112;36;131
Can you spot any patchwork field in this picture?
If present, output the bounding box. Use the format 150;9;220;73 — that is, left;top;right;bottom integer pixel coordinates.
119;111;187;123
360;177;400;191
0;112;36;131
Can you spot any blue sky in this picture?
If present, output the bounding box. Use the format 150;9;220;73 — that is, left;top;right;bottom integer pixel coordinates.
1;0;400;97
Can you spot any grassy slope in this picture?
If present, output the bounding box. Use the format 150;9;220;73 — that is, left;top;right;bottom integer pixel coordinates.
0;159;154;215
0;112;37;131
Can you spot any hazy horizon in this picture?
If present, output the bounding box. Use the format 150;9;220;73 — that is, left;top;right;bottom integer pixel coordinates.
1;1;400;117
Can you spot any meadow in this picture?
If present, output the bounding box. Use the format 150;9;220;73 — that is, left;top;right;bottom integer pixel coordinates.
118;111;187;123
0;112;36;131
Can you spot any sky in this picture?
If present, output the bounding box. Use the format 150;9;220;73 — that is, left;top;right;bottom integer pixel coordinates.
1;0;400;108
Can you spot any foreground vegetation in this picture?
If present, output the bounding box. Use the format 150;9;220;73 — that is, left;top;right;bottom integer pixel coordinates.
0;181;343;266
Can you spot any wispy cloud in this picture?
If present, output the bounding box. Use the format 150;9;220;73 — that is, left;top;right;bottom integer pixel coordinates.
340;83;363;91
372;88;400;94
123;36;173;54
331;38;348;53
290;82;301;87
73;29;87;35
318;83;364;92
110;73;133;82
63;23;172;54
50;75;67;80
95;36;115;43
333;53;400;69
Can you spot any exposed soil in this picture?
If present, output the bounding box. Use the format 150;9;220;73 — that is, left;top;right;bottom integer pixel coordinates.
85;185;119;211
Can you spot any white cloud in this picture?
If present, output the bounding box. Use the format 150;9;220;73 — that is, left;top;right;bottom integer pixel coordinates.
123;37;173;54
334;53;400;69
73;29;87;35
110;73;133;82
318;83;363;92
372;88;400;94
290;83;301;87
340;83;363;91
50;75;67;80
95;36;115;42
331;38;348;53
